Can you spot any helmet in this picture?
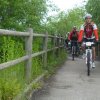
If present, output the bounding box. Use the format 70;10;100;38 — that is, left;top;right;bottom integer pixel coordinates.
73;26;76;28
73;26;77;30
84;13;92;19
67;32;70;34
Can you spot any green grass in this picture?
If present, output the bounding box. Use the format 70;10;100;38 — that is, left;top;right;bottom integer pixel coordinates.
0;35;67;100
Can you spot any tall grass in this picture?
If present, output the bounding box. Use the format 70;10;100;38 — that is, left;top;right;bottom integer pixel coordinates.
0;35;66;100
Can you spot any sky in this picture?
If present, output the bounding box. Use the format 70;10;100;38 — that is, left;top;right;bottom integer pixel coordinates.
48;0;87;16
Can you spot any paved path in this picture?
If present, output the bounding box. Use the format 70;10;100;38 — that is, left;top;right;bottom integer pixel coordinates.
31;56;100;100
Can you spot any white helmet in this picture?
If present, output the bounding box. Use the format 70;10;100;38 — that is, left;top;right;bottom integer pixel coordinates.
73;26;76;28
84;13;92;19
67;32;70;34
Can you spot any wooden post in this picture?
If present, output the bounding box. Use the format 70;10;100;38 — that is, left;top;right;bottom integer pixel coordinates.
61;37;63;46
58;35;61;56
58;35;60;53
25;28;33;82
53;35;56;59
43;32;48;69
56;35;59;57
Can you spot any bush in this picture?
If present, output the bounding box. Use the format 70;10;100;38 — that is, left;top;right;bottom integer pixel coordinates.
0;78;21;100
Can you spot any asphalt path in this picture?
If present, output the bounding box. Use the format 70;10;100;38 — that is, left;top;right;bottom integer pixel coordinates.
31;56;100;100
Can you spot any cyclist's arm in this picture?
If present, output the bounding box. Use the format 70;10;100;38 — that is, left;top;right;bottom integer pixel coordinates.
68;32;72;41
78;25;84;42
93;24;99;41
76;31;79;40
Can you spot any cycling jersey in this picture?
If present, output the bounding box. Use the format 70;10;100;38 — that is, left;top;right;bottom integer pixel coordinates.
78;22;99;42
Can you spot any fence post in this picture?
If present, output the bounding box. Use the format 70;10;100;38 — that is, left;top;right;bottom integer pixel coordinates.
59;35;61;51
25;28;33;82
43;32;48;69
56;35;60;57
52;34;55;60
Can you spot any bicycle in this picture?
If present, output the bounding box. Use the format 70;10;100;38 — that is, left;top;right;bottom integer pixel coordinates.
83;38;94;76
71;41;77;60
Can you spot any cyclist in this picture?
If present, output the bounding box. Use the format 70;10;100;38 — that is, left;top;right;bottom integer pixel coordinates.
78;13;99;68
68;26;79;55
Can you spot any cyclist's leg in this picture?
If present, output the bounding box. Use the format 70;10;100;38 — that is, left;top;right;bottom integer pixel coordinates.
72;41;75;53
81;42;86;54
82;38;87;53
71;41;73;53
82;39;86;59
92;46;96;68
77;42;80;53
75;41;78;55
92;38;96;61
92;46;96;61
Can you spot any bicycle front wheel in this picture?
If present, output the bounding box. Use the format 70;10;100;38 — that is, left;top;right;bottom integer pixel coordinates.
72;46;75;60
87;51;90;76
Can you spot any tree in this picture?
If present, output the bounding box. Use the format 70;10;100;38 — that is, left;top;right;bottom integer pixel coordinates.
0;0;48;32
85;0;100;29
45;7;85;35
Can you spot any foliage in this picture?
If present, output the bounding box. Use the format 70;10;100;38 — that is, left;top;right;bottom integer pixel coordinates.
32;82;42;90
0;36;25;63
0;36;25;100
0;0;76;99
0;78;21;100
47;48;66;74
0;0;48;32
85;0;100;30
45;7;85;35
31;56;44;79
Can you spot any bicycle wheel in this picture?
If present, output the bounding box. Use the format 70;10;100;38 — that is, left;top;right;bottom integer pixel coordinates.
87;51;90;76
72;46;75;60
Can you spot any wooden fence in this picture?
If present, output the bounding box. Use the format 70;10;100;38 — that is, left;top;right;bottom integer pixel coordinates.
0;28;65;82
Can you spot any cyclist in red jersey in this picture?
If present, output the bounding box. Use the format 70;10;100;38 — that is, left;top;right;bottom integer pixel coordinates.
68;26;79;55
78;13;99;68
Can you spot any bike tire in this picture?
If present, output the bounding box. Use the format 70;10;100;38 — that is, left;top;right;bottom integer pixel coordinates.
87;52;90;76
72;46;75;60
